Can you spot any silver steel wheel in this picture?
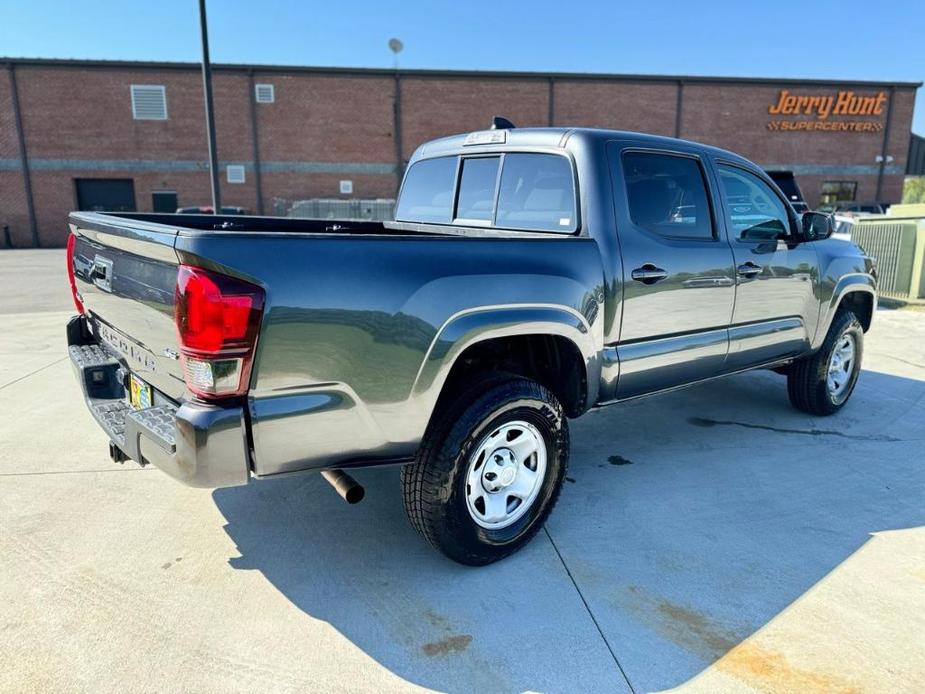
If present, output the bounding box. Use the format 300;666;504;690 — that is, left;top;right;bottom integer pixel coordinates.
826;333;856;400
465;420;547;530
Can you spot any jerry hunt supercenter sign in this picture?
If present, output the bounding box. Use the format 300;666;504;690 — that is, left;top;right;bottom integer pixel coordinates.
767;90;887;132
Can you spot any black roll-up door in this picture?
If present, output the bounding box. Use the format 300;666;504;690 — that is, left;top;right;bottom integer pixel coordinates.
152;191;178;213
75;178;136;212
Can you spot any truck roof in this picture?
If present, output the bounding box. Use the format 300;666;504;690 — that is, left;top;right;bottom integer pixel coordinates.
412;126;753;169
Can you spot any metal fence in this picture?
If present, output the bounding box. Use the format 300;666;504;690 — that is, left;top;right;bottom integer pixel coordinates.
272;198;395;222
849;217;925;299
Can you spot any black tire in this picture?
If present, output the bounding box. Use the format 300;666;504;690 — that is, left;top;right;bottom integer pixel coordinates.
401;375;569;566
787;310;863;415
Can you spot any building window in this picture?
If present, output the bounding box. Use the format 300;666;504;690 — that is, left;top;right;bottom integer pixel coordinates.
226;165;246;184
820;181;858;205
255;83;275;103
130;85;167;120
75;179;137;212
152;191;178;213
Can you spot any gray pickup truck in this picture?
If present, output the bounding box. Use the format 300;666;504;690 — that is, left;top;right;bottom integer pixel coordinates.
67;124;876;565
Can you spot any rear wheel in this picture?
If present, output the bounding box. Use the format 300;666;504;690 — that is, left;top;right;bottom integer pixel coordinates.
401;375;569;565
787;310;863;415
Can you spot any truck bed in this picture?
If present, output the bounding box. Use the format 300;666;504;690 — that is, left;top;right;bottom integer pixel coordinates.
93;212;430;236
68;210;603;479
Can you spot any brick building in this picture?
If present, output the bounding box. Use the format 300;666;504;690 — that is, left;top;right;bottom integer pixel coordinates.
0;57;919;247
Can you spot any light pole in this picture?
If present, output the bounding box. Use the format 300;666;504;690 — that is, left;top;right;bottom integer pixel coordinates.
389;38;404;194
199;0;221;213
388;37;403;70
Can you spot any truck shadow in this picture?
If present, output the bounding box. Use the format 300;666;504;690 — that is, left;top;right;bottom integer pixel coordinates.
212;367;925;693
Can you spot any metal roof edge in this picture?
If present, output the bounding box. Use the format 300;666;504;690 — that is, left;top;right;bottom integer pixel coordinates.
2;57;921;89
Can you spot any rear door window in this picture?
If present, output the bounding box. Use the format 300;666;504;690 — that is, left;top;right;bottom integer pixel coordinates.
496;153;576;232
455;157;500;223
394;156;457;224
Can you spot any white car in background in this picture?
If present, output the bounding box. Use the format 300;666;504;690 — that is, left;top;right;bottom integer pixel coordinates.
832;213;856;241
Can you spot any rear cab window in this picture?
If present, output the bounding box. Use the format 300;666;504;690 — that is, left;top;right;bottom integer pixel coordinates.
395;152;577;233
456;157;500;224
394;156;457;224
496;154;576;232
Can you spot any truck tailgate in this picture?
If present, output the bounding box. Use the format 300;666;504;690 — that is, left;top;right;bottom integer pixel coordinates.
69;213;184;401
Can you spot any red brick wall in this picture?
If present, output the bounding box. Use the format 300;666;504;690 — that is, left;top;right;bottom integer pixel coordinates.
0;171;31;248
0;69;17;158
682;83;889;166
256;73;395;163
554;80;677;135
793;174;885;210
0;69;33;248
0;63;916;247
400;77;549;159
886;88;915;173
20;67;202;159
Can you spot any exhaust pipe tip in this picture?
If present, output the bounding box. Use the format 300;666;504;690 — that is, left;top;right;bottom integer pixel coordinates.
320;469;365;504
343;484;365;504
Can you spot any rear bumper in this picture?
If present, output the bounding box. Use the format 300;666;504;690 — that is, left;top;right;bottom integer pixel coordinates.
67;315;250;488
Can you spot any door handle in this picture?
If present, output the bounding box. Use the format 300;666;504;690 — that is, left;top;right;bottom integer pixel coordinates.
631;264;668;284
737;262;762;278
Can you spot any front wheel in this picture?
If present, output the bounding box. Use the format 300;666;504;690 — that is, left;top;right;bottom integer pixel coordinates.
401;376;569;566
787;310;863;415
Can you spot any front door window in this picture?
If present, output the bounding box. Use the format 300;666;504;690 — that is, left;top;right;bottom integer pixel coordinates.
716;166;792;241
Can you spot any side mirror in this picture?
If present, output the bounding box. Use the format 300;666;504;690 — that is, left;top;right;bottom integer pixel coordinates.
801;211;834;242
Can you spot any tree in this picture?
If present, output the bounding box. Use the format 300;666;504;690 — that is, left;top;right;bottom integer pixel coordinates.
903;177;925;204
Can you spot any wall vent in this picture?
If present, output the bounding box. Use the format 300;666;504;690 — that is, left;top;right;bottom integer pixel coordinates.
255;84;275;104
130;85;167;120
226;165;246;184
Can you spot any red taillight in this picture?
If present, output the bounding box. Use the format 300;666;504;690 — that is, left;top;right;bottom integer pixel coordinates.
175;265;264;399
66;233;85;314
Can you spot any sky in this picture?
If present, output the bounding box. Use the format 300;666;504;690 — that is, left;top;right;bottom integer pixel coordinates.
1;0;923;134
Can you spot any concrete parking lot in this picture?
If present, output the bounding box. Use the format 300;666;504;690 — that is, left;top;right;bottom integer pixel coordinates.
1;249;924;693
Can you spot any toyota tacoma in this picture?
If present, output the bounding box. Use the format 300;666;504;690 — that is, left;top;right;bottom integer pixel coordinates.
66;123;876;565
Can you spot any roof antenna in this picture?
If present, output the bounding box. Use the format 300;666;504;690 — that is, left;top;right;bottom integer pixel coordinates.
491;116;516;130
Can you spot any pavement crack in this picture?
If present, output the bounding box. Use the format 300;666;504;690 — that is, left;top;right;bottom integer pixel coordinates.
0;356;68;391
688;417;900;442
544;527;636;694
